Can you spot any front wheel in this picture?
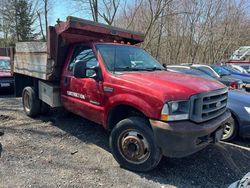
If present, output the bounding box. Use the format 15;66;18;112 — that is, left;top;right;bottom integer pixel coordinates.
110;117;162;172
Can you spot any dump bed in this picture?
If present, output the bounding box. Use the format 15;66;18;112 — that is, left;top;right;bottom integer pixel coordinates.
13;16;144;81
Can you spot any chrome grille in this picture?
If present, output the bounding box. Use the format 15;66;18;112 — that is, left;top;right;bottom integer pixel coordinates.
190;88;228;123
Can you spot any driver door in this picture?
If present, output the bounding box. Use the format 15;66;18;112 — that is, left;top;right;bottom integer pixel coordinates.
61;45;104;124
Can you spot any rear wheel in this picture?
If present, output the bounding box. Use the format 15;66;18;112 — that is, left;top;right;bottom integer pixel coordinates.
222;116;238;141
110;117;162;172
22;87;40;117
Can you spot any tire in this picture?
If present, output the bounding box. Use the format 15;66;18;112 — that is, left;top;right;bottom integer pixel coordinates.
110;117;162;172
22;87;40;117
40;101;50;115
222;116;238;141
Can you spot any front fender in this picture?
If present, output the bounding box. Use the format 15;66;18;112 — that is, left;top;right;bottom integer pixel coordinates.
103;93;162;128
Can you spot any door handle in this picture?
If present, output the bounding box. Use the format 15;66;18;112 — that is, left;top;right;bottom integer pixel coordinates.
63;76;69;85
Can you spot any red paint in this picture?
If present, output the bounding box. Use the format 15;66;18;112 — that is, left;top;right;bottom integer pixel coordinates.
60;42;225;128
44;17;227;129
226;60;250;64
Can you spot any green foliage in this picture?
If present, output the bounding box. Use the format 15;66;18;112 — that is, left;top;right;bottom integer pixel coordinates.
16;0;36;41
0;0;36;45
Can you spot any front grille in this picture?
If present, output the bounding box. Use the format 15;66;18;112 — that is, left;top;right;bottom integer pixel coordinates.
190;88;228;123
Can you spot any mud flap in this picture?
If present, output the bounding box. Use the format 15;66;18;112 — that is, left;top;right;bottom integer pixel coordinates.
214;128;224;143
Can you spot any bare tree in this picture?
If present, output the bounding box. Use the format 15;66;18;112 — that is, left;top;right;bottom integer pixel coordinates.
115;0;250;65
36;0;52;41
74;0;120;25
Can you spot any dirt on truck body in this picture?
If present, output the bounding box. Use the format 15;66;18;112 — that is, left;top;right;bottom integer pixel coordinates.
11;16;231;171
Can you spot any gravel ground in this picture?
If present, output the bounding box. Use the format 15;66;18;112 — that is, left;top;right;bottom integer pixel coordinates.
0;97;250;188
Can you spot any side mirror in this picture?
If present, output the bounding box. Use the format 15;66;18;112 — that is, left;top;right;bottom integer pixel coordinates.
73;60;87;78
162;63;167;69
73;60;101;80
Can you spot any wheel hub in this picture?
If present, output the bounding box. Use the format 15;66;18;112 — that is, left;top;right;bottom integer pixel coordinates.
122;135;145;159
23;92;31;112
119;130;150;164
223;122;234;139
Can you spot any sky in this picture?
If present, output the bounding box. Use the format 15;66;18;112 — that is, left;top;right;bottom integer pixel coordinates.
48;1;87;25
48;0;133;25
48;0;250;26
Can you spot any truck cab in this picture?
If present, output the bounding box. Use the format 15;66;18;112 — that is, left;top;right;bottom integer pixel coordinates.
13;17;231;172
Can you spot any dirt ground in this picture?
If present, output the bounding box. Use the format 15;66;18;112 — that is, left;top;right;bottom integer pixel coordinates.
0;96;250;188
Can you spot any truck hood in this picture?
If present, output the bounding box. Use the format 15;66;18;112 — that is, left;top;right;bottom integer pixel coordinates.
117;71;225;101
0;70;11;77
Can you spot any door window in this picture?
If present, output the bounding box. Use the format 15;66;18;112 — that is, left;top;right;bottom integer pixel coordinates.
69;46;99;74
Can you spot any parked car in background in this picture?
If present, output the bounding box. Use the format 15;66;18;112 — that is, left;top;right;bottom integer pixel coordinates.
227;89;250;140
167;65;250;141
226;64;249;74
210;65;250;92
0;56;14;94
186;64;243;90
238;64;250;73
167;65;215;80
227;46;250;73
222;65;250;77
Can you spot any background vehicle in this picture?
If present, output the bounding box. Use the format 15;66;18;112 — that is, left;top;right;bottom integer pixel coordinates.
226;64;249;74
222;65;250;77
227;90;250;140
210;65;250;92
181;64;243;90
167;65;215;81
238;64;250;73
167;65;250;140
12;17;230;172
0;56;14;94
230;46;250;61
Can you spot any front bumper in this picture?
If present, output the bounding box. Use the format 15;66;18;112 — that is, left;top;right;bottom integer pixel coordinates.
150;110;231;158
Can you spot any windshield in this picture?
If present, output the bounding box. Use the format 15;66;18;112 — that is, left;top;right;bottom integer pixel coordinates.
0;59;10;70
210;65;230;76
193;66;219;78
169;67;215;80
239;64;250;70
96;44;164;72
229;65;248;74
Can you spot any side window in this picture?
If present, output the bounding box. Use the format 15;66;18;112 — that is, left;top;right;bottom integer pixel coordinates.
68;46;98;72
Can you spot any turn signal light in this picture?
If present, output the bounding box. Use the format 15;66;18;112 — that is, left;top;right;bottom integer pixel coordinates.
160;114;169;121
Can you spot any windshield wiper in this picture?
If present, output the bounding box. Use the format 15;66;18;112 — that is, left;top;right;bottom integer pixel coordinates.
144;67;164;71
115;67;164;71
114;67;142;71
114;66;164;72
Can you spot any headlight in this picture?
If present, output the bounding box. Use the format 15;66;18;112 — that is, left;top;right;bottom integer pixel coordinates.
161;101;189;121
244;107;250;115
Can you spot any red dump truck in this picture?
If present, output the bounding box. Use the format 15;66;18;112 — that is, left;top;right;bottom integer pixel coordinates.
12;16;231;171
